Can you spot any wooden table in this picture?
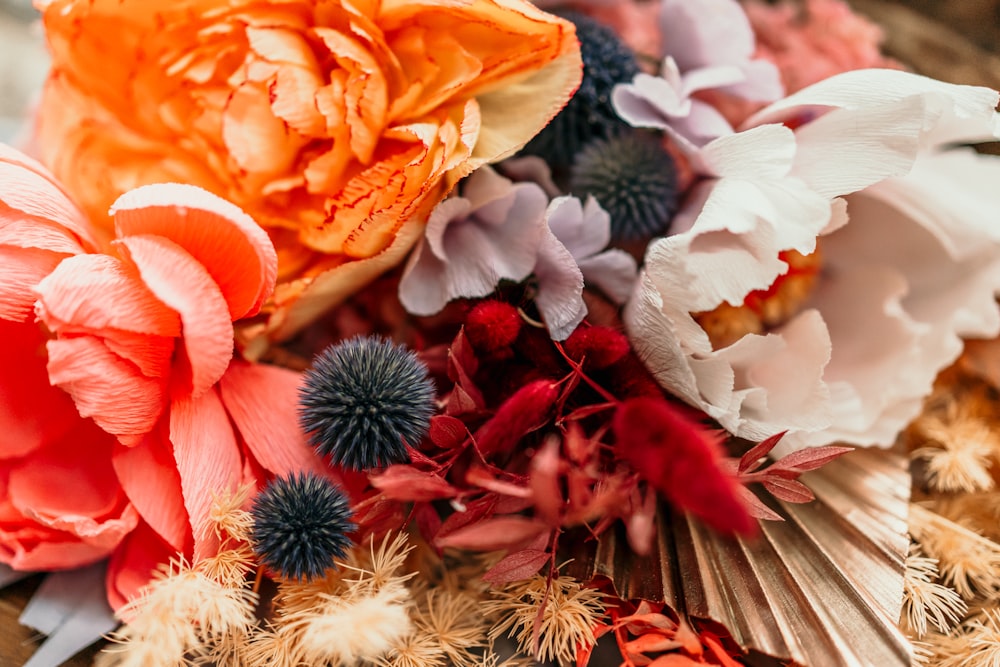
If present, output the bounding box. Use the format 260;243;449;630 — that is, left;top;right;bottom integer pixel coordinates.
1;1;999;665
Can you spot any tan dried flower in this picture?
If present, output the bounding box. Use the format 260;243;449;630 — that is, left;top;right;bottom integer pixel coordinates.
483;574;605;666
912;407;999;493
414;588;489;667
911;504;1000;599
900;546;966;638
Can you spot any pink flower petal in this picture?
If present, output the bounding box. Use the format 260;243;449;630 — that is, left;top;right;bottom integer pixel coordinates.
117;234;234;399
0;319;79;460
106;520;177;613
219;361;331;479
112;426;189;552
170;387;242;562
0;246;67;322
111;183;278;320
46;335;168;444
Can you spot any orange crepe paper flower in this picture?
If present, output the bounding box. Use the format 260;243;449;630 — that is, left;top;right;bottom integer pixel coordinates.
34;0;583;344
1;144;334;607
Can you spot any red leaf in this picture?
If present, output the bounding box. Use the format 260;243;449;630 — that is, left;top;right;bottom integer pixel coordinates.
624;633;683;655
529;436;563;524
563;401;618;424
435;516;550;551
415;502;443;544
482;548;550;585
614;397;756;535
466;465;532;499
735;485;782;521
369;465;458;501
770;445;854;473
762;477;815;504
437;496;497;538
429;415;468;449
446;383;483;416
647;654;702;667
737;431;786;474
475;380;559;456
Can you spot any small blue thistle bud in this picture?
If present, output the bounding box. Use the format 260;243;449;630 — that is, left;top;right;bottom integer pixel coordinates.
570;131;680;242
520;11;641;169
299;336;436;471
250;472;355;581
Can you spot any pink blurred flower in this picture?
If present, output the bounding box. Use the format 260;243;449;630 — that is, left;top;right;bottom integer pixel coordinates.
744;0;900;94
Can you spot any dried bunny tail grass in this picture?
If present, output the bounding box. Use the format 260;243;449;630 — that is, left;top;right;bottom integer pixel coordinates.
414;587;489;667
290;585;414;664
928;492;1000;544
99;558;258;666
911;406;999;493
900;545;966;638
483;574;605;666
208;483;255;543
911;504;1000;599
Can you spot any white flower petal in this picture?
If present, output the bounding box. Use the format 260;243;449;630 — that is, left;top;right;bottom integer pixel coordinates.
534;227;586;341
578;249;638;305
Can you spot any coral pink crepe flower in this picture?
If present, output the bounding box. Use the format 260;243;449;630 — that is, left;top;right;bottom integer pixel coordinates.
1;145;329;607
0;145;137;571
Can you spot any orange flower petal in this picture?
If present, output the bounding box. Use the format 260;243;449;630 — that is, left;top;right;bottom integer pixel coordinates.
112;426;189;552
111;183;278;320
116;234;234;399
46;335;168;443
219;361;332;479
170;387;242;562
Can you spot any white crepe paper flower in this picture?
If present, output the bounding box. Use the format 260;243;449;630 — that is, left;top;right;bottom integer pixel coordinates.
612;0;783;151
625;68;1000;451
399;166;637;340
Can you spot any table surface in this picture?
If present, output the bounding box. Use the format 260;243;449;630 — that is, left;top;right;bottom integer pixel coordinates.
1;1;999;665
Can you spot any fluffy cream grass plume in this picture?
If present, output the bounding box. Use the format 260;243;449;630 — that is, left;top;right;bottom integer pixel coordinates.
483;574;605;666
911;406;1000;493
293;586;414;664
900;545;966;639
96;559;258;667
261;532;417;665
911;504;1000;600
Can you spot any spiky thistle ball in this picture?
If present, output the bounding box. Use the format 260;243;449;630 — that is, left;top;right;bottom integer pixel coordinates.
250;472;355;581
299;336;436;471
520;11;640;169
570;131;680;242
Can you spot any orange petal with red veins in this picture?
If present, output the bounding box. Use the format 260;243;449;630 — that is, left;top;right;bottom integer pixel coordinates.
112;427;189;551
116;234;234;399
170;387;242;562
110;183;277;320
219;361;331;479
46;335;168;443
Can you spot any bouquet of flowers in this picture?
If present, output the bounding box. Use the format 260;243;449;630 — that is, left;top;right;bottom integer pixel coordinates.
4;0;1000;665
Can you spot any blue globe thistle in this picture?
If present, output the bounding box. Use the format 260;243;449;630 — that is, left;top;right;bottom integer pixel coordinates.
299;336;436;471
250;472;355;581
520;11;640;169
570;131;680;242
